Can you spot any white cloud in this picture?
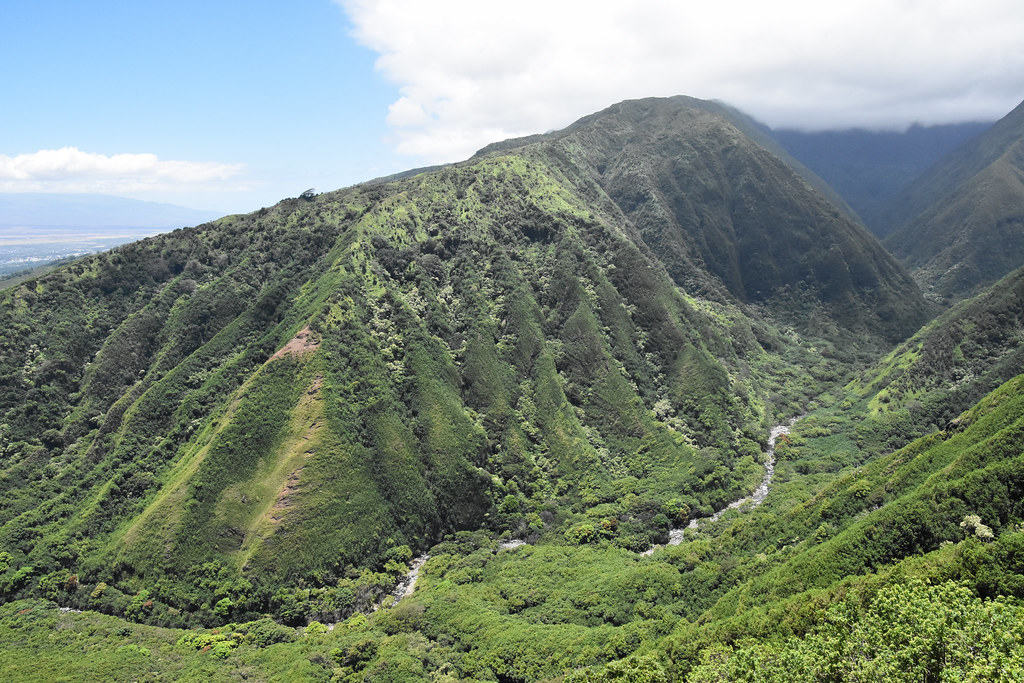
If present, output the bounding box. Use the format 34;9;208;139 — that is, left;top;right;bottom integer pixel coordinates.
339;0;1024;162
0;147;244;193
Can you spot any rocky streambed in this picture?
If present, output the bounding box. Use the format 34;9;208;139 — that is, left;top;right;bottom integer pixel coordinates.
329;417;799;624
642;416;799;555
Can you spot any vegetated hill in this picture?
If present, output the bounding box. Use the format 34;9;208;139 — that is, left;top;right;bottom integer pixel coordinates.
702;372;1024;629
0;146;853;625
7;375;1021;681
0;95;947;670
479;96;929;344
883;99;1024;302
660;378;1024;678
845;264;1024;445
772;121;991;236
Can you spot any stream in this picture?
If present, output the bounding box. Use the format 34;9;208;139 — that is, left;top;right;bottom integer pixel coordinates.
641;415;799;555
326;539;527;627
383;553;430;608
328;417;799;625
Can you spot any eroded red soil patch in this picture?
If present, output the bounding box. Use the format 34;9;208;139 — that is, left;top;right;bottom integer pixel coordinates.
271;326;320;360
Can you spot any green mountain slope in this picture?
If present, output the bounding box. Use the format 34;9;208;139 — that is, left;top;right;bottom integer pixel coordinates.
0;96;932;622
9;369;1021;681
3;95;987;681
2;148;847;621
480;97;928;343
884;99;1024;302
844;264;1024;445
705;372;1024;624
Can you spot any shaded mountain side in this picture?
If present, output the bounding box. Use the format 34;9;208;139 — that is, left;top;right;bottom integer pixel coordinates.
845;264;1024;444
884;99;1024;302
702;102;862;224
476;97;928;343
772;121;991;236
0;151;839;618
883;100;1024;230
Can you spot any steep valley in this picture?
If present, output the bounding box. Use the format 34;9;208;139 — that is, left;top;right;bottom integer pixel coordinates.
1;96;1023;681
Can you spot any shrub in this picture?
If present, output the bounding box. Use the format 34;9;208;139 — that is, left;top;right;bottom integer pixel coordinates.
305;620;328;636
213;597;233;618
240;617;295;647
565;523;599;544
116;643;150;657
331;636;378;668
961;514;994;541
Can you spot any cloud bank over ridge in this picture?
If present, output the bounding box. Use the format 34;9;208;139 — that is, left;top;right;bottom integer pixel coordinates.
340;0;1024;162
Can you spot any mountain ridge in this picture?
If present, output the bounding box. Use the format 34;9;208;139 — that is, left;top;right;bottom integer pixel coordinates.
883;99;1024;301
771;121;992;236
510;96;929;342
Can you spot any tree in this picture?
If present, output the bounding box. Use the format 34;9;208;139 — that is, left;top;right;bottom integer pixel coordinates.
960;514;994;541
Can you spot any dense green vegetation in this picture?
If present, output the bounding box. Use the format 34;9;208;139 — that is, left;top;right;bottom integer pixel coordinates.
884;98;1024;302
2;371;1023;680
686;580;1024;681
843;263;1024;446
478;97;929;344
1;139;842;626
2;95;1023;681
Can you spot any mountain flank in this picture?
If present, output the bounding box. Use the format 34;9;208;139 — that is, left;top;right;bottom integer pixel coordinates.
883;99;1024;302
772;121;991;236
0;95;930;620
5;95;1018;682
479;96;929;343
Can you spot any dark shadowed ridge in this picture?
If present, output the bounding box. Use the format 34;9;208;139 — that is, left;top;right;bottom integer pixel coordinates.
772;121;992;237
883;99;1024;303
476;96;860;225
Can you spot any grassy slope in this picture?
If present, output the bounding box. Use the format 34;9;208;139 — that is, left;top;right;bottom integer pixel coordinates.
4;361;1022;681
0;599;334;681
704;373;1024;622
1;278;1021;680
844;264;1024;444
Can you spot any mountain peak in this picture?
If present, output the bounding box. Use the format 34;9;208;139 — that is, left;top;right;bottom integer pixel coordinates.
479;95;929;342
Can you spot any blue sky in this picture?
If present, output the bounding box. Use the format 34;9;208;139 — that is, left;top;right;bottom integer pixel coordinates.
1;0;403;213
3;1;1023;216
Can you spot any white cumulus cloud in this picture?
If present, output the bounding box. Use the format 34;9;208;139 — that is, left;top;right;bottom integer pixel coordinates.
339;0;1024;162
0;147;244;194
